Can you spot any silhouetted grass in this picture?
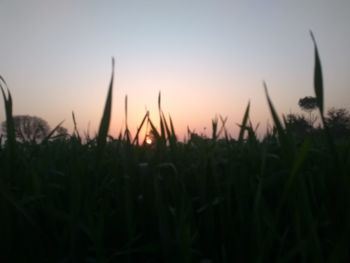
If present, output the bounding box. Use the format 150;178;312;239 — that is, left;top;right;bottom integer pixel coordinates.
0;35;349;263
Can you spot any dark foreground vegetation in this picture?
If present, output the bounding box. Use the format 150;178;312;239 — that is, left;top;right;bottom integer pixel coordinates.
1;35;349;262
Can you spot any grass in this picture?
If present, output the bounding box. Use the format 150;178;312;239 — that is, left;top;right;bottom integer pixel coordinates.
0;36;350;263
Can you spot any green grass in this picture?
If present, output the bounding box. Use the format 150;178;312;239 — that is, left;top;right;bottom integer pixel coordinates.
0;36;349;263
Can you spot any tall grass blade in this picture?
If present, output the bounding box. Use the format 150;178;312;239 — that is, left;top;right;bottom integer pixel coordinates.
96;57;115;160
211;116;218;140
264;84;284;138
169;115;177;142
309;32;340;167
247;120;258;144
42;120;65;143
158;92;166;142
264;82;295;164
309;32;349;260
71;111;81;141
125;95;128;130
124;95;131;143
217;115;228;140
132;111;149;145
238;101;250;142
0;77;16;171
161;111;171;142
310;31;324;116
0;75;7;84
148;117;161;141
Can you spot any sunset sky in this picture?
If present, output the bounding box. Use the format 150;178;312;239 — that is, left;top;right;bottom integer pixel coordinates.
1;0;349;139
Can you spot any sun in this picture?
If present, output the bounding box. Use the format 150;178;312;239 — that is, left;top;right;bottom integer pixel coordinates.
145;135;153;145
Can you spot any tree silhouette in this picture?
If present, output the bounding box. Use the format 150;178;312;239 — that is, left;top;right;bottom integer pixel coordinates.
1;115;50;143
298;96;318;125
55;126;68;135
325;108;350;137
285;113;313;138
51;126;69;141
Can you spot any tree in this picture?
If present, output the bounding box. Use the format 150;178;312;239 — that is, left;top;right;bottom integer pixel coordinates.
298;96;318;125
1;115;50;143
52;126;69;141
298;96;318;112
325;108;350;138
285;113;313;138
55;126;68;136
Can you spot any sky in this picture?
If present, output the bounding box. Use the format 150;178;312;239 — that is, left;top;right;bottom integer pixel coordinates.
0;0;349;139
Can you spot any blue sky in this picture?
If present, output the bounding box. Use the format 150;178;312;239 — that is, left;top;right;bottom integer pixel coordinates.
1;0;349;138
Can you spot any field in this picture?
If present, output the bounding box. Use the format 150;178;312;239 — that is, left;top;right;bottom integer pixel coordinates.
1;36;349;262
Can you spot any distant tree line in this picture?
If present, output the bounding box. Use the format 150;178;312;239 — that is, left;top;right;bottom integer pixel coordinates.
1;115;67;143
285;96;350;139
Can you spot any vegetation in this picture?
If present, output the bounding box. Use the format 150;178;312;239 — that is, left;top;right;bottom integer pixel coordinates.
298;96;318;112
0;35;349;262
1;115;51;143
325;107;350;138
298;96;318;126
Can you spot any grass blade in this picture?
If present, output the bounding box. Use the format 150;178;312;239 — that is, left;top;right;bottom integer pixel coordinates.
148;116;161;141
218;115;228;140
161;111;171;141
310;31;324;116
124;95;128;142
169;115;177;140
71;111;81;141
0;77;16;171
158;92;166;142
42;120;65;143
264;82;295;165
211;116;218;140
124;95;131;143
238;101;250;142
132;111;149;145
96;57;115;160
